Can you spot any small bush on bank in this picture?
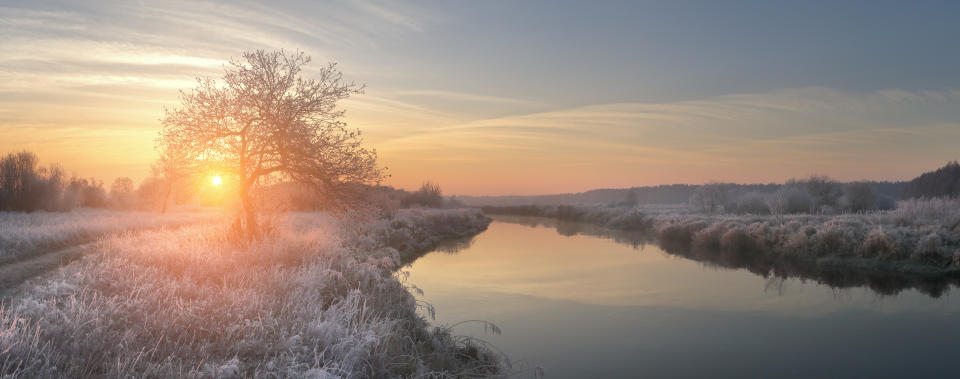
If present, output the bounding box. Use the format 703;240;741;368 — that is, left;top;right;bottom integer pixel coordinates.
862;228;899;260
912;232;950;265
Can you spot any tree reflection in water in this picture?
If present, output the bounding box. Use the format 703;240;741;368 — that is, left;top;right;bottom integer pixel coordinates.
492;215;960;298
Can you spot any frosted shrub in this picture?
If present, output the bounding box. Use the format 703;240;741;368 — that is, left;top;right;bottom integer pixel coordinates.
657;220;708;246
861;228;899;260
693;221;737;249
719;225;758;253
605;210;650;230
912;232;949;265
781;230;814;257
812;220;860;257
747;222;775;251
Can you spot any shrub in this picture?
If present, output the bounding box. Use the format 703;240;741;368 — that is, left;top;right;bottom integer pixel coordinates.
862;228;899;260
719;225;758;253
812;221;859;257
657;220;707;246
402;181;444;208
911;232;949;265
693;222;728;248
605;210;650;230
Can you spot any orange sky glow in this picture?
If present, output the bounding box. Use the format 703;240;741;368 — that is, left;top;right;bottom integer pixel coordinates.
3;2;960;196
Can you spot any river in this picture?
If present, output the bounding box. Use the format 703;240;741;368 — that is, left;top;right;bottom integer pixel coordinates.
406;216;960;378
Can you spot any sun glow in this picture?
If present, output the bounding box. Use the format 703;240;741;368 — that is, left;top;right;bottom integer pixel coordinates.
211;176;223;187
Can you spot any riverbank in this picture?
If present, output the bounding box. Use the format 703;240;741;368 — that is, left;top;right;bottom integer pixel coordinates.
0;208;498;377
484;198;960;278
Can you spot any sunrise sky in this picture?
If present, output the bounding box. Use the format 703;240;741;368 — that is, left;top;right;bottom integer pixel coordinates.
2;0;960;195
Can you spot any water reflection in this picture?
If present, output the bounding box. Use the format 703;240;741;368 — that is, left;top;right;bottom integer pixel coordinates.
494;215;960;298
406;218;960;378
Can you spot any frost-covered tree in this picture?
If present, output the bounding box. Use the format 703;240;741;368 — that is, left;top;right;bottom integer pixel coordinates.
159;50;385;237
690;182;730;213
793;175;841;212
843;182;878;212
766;186;813;219
110;177;136;210
731;191;770;215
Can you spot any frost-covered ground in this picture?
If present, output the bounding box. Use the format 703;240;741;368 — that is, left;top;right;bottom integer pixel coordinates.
0;208;499;377
485;198;960;274
0;209;217;264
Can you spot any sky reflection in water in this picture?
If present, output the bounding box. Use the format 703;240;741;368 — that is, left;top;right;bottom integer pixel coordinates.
406;217;960;378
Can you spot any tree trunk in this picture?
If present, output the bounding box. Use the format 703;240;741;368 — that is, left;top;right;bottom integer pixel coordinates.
161;184;172;214
240;188;258;239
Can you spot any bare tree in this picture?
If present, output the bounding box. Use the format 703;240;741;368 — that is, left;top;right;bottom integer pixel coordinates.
787;174;840;213
110;177;135;210
843;182;878;213
159;50;385;237
151;146;194;213
766;188;788;222
690;182;729;213
402;181;444;208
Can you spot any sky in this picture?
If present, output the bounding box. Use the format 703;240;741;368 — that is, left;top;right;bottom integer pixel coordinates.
2;0;959;195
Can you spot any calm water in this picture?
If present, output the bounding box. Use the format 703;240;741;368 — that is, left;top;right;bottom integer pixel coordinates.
406;216;960;378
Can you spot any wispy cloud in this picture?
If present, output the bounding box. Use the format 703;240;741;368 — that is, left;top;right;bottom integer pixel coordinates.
376;87;960;193
0;0;441;182
3;1;960;194
395;90;545;107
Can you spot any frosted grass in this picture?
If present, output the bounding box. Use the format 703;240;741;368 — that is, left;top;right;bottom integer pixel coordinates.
0;208;500;378
0;209;216;264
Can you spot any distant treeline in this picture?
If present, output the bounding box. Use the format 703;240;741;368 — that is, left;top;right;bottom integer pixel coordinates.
688;177;896;215
0;150;462;214
0;151;108;212
903;161;960;199
0;151;189;213
457;182;905;207
456;184;703;206
473;162;960;215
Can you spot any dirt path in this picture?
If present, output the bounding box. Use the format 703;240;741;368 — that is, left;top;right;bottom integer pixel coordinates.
0;242;95;300
0;220;210;301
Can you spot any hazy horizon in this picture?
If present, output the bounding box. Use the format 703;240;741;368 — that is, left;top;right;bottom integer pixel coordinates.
3;1;960;196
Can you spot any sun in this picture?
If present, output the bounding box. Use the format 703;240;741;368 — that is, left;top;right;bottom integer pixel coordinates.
211;175;223;187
